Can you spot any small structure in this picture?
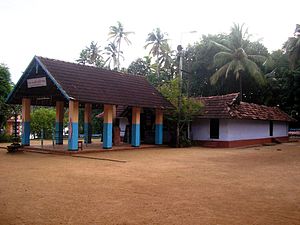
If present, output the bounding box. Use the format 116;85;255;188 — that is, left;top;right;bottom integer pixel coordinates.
6;56;173;151
5;115;22;136
191;93;295;147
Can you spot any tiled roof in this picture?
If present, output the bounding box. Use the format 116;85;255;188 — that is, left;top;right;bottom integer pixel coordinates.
37;56;173;109
195;93;295;122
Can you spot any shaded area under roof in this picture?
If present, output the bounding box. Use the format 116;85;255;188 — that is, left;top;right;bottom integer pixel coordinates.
195;93;295;122
6;56;173;109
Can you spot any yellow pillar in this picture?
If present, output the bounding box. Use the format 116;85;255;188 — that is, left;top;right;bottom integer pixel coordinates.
155;109;163;144
103;104;113;149
131;107;141;147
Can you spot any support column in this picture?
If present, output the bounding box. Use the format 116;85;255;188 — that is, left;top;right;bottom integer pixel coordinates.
84;103;92;144
21;98;31;146
55;101;64;145
68;100;79;151
103;104;113;149
155;109;163;145
131;107;141;147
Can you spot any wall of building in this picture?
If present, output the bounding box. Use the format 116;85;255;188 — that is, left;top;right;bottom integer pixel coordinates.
191;119;288;141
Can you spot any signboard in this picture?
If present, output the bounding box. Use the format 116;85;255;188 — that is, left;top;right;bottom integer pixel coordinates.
27;77;47;88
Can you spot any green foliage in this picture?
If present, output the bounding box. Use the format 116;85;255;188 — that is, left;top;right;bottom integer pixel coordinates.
209;24;267;99
283;33;300;70
0;64;13;131
78;108;103;135
77;41;105;67
31;108;56;139
127;57;153;76
0;133;12;142
264;49;300;122
159;78;203;146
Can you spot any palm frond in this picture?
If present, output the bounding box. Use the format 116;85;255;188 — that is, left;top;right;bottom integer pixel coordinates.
243;58;266;85
233;60;245;78
213;52;233;67
248;54;267;64
211;41;232;52
225;61;235;78
210;63;230;85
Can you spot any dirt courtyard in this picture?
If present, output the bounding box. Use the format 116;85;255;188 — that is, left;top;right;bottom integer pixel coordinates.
0;142;300;225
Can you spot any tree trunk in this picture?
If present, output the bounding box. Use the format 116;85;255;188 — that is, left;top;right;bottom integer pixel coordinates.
239;72;243;101
117;38;121;71
156;49;160;77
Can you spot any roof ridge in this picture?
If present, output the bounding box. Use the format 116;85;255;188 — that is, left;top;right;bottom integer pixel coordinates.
36;56;146;79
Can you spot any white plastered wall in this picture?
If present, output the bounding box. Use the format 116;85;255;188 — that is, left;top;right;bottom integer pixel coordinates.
191;119;288;141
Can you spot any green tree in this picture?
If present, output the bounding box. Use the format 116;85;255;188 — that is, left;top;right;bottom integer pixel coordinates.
159;78;202;147
108;21;134;71
145;28;169;76
31;108;56;139
0;64;13;132
127;56;153;76
77;41;104;67
210;23;266;100
283;24;300;70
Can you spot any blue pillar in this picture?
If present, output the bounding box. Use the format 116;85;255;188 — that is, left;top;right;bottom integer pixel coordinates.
155;109;163;145
103;104;113;149
55;122;63;144
84;123;92;144
131;107;141;147
68;122;78;150
103;122;112;149
131;124;140;147
22;121;30;145
155;124;163;145
68;100;79;151
84;103;92;144
55;101;64;145
21;98;31;146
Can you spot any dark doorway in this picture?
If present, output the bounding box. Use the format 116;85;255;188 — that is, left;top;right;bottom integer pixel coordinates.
269;121;273;136
210;119;219;139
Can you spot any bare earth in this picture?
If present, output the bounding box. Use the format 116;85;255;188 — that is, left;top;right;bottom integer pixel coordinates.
0;142;300;225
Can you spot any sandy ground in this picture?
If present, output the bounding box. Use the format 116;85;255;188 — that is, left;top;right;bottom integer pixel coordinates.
0;142;300;225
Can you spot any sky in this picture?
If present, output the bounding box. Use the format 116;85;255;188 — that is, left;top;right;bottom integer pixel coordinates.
0;0;299;83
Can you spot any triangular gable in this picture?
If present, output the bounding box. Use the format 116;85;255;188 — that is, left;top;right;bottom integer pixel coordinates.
6;56;69;106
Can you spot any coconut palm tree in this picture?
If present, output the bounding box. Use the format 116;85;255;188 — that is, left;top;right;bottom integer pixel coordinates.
108;21;134;71
77;41;104;67
145;28;169;76
210;23;266;100
283;24;300;70
104;42;122;70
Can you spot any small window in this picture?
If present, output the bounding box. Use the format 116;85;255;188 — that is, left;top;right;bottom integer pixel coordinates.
210;119;219;139
269;121;273;136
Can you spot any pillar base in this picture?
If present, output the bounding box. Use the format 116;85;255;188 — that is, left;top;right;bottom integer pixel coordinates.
68;122;78;151
103;123;112;149
155;124;163;145
84;122;92;144
21;122;30;146
131;124;140;147
55;122;63;145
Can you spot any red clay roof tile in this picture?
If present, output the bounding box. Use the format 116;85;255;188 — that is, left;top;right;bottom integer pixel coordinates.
38;57;173;109
195;93;295;122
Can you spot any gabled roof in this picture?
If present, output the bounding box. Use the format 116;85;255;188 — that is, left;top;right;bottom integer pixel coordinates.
7;56;173;109
195;93;295;122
